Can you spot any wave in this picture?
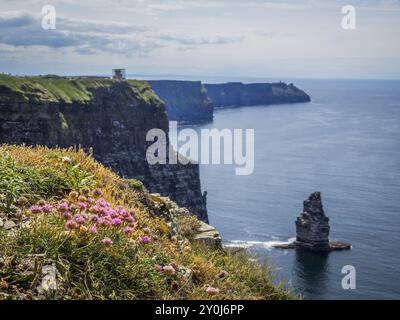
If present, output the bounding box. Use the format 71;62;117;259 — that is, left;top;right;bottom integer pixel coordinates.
224;238;295;250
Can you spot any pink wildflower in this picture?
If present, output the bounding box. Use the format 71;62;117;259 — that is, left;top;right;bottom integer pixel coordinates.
58;202;69;211
77;202;87;210
125;215;135;224
111;218;122;226
99;207;108;216
163;265;176;275
63;211;73;220
205;286;220;295
29;205;42;214
66;220;79;230
42;204;53;213
124;226;134;235
74;214;86;225
154;264;163;272
97;199;109;208
90;215;98;223
109;209;118;218
139;235;151;244
101;238;113;246
89;225;98;234
98;217;110;227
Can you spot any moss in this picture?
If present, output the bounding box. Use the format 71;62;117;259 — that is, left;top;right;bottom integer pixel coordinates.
127;179;144;191
59;112;69;130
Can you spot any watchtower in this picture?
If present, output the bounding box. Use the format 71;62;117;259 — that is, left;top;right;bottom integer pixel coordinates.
112;69;126;80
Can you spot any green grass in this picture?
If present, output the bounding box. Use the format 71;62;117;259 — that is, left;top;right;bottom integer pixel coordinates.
0;145;294;300
0;74;162;106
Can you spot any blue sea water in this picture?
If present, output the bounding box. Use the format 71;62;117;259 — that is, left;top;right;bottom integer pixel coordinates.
170;79;400;299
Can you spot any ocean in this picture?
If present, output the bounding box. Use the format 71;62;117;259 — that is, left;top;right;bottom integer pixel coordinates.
169;79;400;299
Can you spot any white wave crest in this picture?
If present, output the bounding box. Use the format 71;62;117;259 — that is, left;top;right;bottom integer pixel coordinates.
224;238;295;250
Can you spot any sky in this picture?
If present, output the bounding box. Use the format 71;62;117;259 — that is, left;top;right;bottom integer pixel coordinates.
0;0;399;80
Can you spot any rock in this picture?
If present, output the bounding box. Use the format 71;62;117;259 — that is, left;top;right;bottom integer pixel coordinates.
273;192;351;252
273;241;296;249
295;192;331;251
329;240;352;250
37;265;58;299
178;265;194;287
3;220;16;230
193;221;222;248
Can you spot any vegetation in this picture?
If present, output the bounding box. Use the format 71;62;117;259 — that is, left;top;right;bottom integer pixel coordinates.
0;145;293;300
0;74;162;106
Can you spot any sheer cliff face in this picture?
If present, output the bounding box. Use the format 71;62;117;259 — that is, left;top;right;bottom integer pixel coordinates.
204;82;311;108
0;75;208;222
149;80;213;124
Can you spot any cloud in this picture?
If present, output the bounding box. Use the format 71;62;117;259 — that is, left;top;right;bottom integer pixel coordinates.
0;10;242;57
153;33;243;46
57;18;149;34
0;11;35;28
0;11;159;55
147;3;185;11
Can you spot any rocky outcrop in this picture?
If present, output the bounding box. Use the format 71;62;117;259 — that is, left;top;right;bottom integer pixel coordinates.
0;75;207;221
193;221;222;248
274;192;351;252
295;192;331;251
204;82;310;108
149;80;213;124
150;195;218;245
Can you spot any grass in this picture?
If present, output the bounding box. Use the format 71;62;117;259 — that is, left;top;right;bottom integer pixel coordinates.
0;74;162;106
0;145;294;300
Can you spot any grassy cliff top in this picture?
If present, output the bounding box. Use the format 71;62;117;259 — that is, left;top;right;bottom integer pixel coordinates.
0;145;293;300
0;74;161;105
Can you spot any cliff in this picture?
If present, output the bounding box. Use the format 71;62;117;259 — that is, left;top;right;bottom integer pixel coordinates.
0;74;207;222
148;80;213;124
204;82;311;108
0;145;292;299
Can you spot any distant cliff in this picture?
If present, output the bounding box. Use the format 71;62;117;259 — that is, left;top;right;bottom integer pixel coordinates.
204;82;311;108
148;80;213;124
0;75;208;222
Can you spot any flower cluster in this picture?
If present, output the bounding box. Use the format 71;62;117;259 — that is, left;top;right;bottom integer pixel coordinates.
154;264;176;275
27;189;151;247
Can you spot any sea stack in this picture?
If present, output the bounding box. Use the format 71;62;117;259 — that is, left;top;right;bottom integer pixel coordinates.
295;192;331;251
274;192;351;251
295;192;351;252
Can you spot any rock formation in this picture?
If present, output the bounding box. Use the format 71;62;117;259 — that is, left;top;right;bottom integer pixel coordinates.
149;80;213;124
274;192;351;252
295;192;331;251
204;82;311;108
0;75;208;221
